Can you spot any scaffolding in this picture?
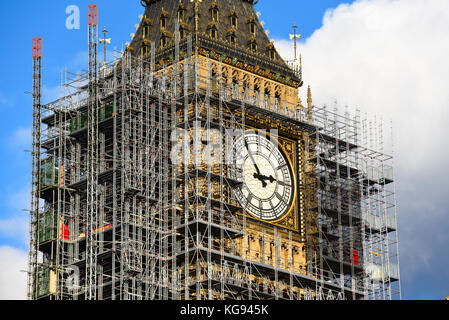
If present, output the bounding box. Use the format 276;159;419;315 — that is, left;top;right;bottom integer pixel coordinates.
305;106;401;300
28;6;401;301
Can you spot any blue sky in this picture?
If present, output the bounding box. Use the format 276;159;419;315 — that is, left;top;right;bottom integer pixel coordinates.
0;0;448;300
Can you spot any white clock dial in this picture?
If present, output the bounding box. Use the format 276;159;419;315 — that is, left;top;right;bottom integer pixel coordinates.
231;132;295;222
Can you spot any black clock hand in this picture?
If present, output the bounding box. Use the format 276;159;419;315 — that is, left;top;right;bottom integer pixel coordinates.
244;139;262;175
243;139;268;187
265;175;276;184
254;173;277;185
256;175;268;188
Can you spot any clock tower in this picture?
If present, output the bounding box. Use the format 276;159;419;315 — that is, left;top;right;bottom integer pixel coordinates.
29;0;401;301
126;0;319;299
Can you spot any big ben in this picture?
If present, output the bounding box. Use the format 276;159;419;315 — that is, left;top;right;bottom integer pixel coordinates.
28;0;401;300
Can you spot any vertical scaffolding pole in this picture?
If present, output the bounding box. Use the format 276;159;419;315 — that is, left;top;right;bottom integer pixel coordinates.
28;36;43;300
86;3;99;300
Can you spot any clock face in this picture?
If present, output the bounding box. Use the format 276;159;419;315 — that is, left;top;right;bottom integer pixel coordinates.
231;132;296;222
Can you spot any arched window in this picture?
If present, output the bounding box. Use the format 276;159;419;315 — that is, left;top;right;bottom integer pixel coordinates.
230;35;236;45
249;22;256;35
210;28;217;39
160;17;167;30
141;46;148;58
210;6;219;22
160;36;167;48
222;67;229;84
179;28;185;40
254;78;260;94
230;11;238;29
227;29;237;45
142;16;152;40
207;21;218;40
177;6;185;21
143;25;150;39
275;90;281;100
248;37;257;52
160;9;169;30
266;41;276;60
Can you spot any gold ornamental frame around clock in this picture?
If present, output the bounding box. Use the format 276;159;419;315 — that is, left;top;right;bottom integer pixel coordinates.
235;128;300;232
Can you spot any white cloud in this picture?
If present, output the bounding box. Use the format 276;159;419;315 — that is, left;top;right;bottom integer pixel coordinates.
275;0;449;289
0;246;27;300
277;0;449;172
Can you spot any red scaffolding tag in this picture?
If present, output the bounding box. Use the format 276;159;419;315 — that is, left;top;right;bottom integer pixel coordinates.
352;250;359;266
32;37;42;58
88;4;98;26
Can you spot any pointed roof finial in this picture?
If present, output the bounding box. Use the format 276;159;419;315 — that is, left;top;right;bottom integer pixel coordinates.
307;86;313;123
191;0;202;34
307;85;312;107
289;23;301;63
99;26;111;66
